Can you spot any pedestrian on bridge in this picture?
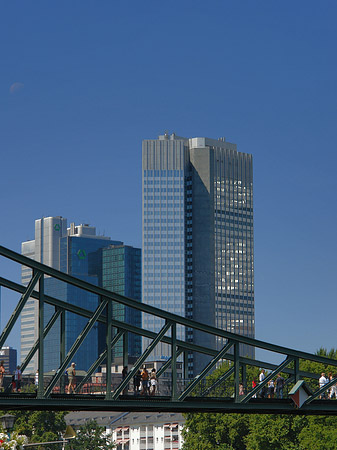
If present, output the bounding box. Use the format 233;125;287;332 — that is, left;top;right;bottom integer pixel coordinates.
267;380;275;398
140;367;149;395
133;370;141;395
14;365;22;392
251;377;257;398
328;372;337;399
259;369;266;398
0;360;5;392
150;368;157;396
67;362;76;394
319;372;328;399
122;366;129;395
275;373;285;399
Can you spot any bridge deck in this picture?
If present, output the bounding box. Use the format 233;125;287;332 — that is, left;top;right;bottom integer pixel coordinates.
0;393;336;415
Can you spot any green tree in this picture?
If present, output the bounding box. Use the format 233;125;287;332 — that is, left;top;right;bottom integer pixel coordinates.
1;410;67;443
244;414;307;450
65;420;115;450
298;416;337;450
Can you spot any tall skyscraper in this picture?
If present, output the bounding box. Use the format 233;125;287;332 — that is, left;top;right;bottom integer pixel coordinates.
142;133;254;374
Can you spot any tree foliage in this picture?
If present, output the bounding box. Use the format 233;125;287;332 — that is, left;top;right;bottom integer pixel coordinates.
0;410;67;444
65;420;115;450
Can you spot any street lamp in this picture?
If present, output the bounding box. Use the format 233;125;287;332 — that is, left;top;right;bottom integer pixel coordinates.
0;414;15;438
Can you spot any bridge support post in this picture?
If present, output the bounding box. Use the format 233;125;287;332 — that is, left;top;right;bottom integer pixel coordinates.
241;363;247;393
60;310;66;394
37;274;44;399
294;357;300;383
183;351;189;382
123;332;129;369
171;322;177;400
106;299;112;399
234;342;240;402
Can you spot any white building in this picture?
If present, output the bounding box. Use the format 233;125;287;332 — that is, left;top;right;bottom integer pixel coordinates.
66;411;185;450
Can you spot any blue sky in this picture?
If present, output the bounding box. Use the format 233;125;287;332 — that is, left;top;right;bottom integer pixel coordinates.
0;1;336;362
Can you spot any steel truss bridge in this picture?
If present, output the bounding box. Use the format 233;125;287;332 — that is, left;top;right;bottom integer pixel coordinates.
0;245;336;415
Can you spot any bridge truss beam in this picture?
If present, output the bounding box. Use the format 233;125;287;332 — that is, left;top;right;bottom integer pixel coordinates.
1;245;337;414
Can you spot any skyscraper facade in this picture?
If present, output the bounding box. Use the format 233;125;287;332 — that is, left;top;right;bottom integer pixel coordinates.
142;134;254;374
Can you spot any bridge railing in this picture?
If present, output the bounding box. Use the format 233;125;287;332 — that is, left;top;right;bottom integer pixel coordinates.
1;245;337;412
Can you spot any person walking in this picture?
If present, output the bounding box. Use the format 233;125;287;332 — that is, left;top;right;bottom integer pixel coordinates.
35;369;39;390
267;380;275;399
275;373;285;399
329;373;337;399
150;368;157;396
259;369;266;398
133;370;141;395
140;367;149;395
252;377;257;398
14;365;22;392
67;362;76;394
122;366;129;395
0;361;5;392
319;372;328;399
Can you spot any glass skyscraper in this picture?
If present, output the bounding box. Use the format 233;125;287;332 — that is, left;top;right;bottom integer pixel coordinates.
142;134;255;375
102;244;142;363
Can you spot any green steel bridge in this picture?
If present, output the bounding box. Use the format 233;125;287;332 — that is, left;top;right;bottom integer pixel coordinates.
0;245;336;415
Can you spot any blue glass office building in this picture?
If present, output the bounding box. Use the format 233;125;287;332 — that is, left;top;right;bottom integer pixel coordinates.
44;229;121;372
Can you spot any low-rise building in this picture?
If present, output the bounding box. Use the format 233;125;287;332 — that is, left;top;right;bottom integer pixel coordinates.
66;411;185;450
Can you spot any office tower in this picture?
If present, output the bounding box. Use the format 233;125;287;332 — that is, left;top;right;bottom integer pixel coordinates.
0;346;17;374
142;133;254;374
102;244;142;363
21;216;67;373
21;217;120;372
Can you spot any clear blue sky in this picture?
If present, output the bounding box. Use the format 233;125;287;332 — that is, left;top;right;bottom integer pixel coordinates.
1;1;336;362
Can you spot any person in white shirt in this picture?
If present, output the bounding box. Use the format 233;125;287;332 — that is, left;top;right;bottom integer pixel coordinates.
259;369;266;398
319;372;328;399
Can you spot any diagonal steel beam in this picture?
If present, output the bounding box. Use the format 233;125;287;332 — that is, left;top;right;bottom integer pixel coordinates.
0;277;328;388
2;245;337;367
112;321;171;400
2;276;337;377
44;299;108;397
201;366;235;397
240;357;294;403
0;270;41;349
21;309;61;373
0;276;226;359
75;330;125;393
179;341;234;401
